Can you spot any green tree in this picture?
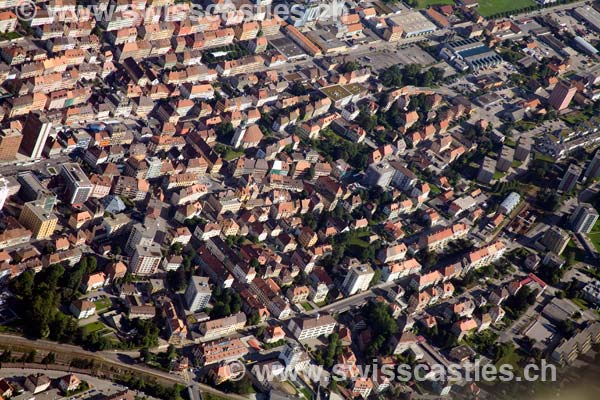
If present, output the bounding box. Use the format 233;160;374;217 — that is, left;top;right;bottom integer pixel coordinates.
167;268;187;292
25;350;37;362
369;269;382;287
10;269;35;298
86;256;97;273
248;312;261;326
42;352;56;364
216;122;235;143
0;350;12;362
166;344;177;361
362;301;398;357
140;347;153;363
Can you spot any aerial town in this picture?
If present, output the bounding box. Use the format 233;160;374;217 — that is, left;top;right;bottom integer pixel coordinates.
1;0;600;399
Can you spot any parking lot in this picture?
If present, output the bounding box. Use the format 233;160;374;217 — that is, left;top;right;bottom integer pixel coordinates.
349;44;437;71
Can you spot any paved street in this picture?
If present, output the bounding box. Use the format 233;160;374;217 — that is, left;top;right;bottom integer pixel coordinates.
305;281;396;316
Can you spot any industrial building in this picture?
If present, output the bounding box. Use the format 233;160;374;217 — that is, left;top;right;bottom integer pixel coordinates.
387;11;437;38
573;6;600;33
442;38;503;71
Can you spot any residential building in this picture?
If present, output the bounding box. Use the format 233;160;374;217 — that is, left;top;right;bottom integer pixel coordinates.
17;172;56;211
60;163;93;204
585;150;600;179
463;241;506;272
0;176;9;211
129;243;162;275
540;226;570;255
58;374;81;393
287;314;337;340
499;192;520;215
552;322;600;364
420;223;469;251
81;272;108;292
557;163;582;192
19;112;53;159
382;259;422;282
24;374;51;394
548;80;577;111
341;264;374;296
193;338;249;366
69;300;96;319
163;299;187;344
364;162;395;188
18;201;58;240
0;128;22;160
199;312;247;340
476;157;496;184
570;203;599;233
582;281;600;305
184;276;211;312
125;218;164;254
278;343;310;371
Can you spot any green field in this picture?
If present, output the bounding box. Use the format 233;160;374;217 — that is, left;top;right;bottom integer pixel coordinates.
566;240;587;264
80;321;106;335
348;237;370;248
478;0;537;17
493;171;506;180
412;0;454;8
429;184;442;195
215;144;244;161
223;148;244;161
587;221;600;253
570;297;590;311
93;297;112;311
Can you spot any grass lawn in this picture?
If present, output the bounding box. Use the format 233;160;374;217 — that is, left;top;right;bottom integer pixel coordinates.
347;229;371;249
571;297;590;311
93;297;112;311
204;395;231;400
514;120;537;132
413;0;454;8
347;237;369;248
478;0;537;17
299;387;313;399
534;152;555;163
561;112;587;125
429;184;441;195
301;302;314;311
214;143;244;161
222;147;244;161
495;349;522;373
0;32;21;41
80;321;106;335
566;240;587;264
493;171;506;180
587;220;600;253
